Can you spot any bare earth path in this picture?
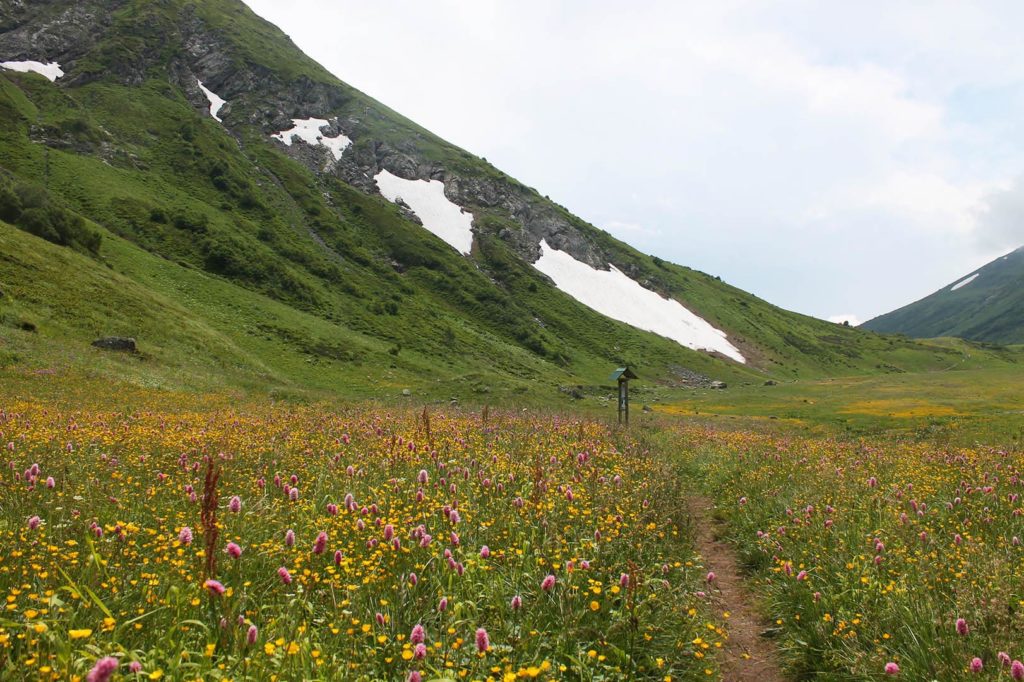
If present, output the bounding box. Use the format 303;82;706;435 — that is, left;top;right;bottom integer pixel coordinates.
686;495;787;682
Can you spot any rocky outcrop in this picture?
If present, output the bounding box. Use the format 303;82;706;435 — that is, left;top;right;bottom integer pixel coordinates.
92;336;137;352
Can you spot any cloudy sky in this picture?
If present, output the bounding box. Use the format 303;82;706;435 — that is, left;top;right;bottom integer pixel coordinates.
243;0;1024;324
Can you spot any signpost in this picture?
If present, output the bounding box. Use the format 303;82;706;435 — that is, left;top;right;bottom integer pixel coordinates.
608;367;637;424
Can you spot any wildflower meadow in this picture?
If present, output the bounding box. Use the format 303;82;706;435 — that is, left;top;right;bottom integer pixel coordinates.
0;398;720;681
669;425;1024;680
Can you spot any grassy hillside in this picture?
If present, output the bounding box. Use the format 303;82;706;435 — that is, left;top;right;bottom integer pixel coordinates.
1;0;1020;401
863;246;1024;343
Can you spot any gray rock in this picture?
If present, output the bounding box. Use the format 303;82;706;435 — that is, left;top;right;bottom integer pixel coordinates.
401;388;411;396
91;337;136;352
709;380;727;389
764;380;778;386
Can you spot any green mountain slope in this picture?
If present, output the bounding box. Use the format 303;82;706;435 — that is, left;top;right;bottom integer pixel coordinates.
863;247;1024;344
1;0;1017;400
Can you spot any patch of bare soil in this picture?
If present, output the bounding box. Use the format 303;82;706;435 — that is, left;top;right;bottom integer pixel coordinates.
687;495;787;682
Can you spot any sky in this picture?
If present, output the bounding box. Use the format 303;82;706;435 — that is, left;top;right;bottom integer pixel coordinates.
242;0;1024;324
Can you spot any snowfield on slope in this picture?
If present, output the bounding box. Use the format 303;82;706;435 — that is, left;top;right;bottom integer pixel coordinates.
374;170;474;254
272;118;350;160
197;80;227;122
950;273;979;291
533;240;746;363
1;60;63;81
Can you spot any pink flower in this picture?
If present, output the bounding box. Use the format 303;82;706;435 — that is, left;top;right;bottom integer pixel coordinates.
313;531;327;555
45;476;55;489
225;542;242;559
277;566;292;585
970;657;983;673
413;643;427;660
409;572;418;586
418;469;429;484
480;545;491;559
285;529;295;547
87;656;119;682
289;487;299;501
956;618;969;636
511;595;523;610
27;515;41;531
541;574;556;591
129;661;142;673
706;571;716;583
410;624;425;645
998;652;1011;666
884;661;899;675
247;624;258;645
178;527;193;545
407;672;422;682
383;524;394;541
438;597;448;612
796;570;808;581
228;496;241;513
1012;660;1024;681
334;550;343;565
204;579;226;596
619;573;630;589
475;627;490;652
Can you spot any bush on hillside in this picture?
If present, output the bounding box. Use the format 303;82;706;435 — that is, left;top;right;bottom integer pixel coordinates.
0;176;101;255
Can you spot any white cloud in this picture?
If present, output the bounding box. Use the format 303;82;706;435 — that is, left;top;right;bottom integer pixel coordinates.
827;314;863;327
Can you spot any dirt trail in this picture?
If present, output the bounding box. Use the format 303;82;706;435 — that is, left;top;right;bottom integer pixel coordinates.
687;495;787;682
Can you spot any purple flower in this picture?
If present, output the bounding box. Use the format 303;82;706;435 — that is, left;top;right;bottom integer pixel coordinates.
178;527;193;545
884;661;899;675
475;627;490;653
87;657;119;682
970;657;983;673
228;496;241;513
225;542;242;559
410;623;425;645
247;624;258;645
956;618;969;636
313;531;327;555
277;566;292;585
203;579;226;596
285;529;295;547
541;574;556;592
27;515;41;531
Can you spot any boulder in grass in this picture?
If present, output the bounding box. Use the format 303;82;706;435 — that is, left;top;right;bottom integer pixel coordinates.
92;337;137;353
709;380;727;389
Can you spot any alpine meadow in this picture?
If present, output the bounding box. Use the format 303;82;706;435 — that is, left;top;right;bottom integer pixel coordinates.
1;1;1023;681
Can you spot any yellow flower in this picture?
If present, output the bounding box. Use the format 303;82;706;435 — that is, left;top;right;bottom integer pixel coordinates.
69;629;92;639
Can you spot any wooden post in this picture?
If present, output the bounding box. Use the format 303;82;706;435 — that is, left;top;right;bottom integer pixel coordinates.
618;377;629;424
609;367;637;426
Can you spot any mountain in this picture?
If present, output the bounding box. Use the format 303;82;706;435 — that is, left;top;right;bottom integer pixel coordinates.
862;247;1024;344
0;0;1016;400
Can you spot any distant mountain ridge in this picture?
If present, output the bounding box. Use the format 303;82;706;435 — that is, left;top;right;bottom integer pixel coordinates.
862;247;1024;344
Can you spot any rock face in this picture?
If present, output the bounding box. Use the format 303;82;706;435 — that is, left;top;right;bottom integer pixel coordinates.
92;337;137;353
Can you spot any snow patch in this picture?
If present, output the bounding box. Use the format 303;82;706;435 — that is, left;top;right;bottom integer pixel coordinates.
950;273;979;291
374;170;474;254
1;60;63;81
534;241;746;363
272;118;350;160
197;80;226;122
